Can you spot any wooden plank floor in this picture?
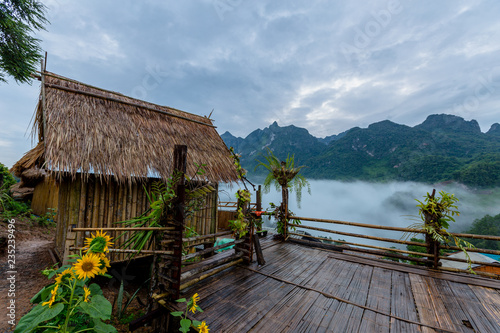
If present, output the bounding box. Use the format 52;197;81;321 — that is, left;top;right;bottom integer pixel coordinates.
171;238;500;333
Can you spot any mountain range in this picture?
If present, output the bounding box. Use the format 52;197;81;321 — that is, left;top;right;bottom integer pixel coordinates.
222;114;500;187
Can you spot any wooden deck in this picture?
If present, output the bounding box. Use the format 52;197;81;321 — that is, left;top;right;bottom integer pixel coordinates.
171;237;500;332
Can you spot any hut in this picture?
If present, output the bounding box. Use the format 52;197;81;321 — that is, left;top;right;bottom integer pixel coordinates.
12;71;239;262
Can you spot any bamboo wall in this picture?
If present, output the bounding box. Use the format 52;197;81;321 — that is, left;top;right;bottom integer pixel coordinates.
185;183;219;237
31;176;59;216
50;174;219;262
54;175;153;262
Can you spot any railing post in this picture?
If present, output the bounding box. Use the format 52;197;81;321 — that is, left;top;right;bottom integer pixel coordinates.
156;145;187;305
424;189;440;269
171;145;187;299
234;190;253;263
256;185;262;232
281;185;289;240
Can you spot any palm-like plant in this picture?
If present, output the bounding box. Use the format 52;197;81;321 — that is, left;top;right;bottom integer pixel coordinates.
255;148;310;208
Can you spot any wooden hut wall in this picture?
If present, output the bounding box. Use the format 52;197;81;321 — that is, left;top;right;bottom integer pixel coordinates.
54;174;153;262
54;175;220;262
31;176;59;216
185;183;218;237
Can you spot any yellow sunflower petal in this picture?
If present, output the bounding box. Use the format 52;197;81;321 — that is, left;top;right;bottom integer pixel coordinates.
73;253;101;280
42;285;58;308
54;267;75;285
198;321;209;333
83;286;91;302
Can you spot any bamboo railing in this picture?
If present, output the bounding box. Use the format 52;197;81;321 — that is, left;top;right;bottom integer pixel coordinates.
288;215;500;277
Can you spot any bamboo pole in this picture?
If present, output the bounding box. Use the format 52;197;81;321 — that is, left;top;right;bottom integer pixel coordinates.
180;230;233;243
212;184;218;234
290;223;430;247
290;238;432;264
71;227;175;231
131;183;138;220
442;245;500;256
125;183;132;220
438;266;500;279
69;247;174;255
77;177;87;247
438;255;500;268
103;181;110;229
290;216;426;234
181;252;244;280
116;184;124;222
91;180;100;229
98;181;106;226
449;232;500;241
288;232;434;258
40;60;46;143
83;180;94;236
107;181;116;228
182;239;244;261
179;259;244;291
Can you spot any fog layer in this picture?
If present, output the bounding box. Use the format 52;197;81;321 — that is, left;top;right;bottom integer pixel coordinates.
220;180;500;248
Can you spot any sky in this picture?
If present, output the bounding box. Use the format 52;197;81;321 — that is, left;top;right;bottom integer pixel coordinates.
1;0;500;168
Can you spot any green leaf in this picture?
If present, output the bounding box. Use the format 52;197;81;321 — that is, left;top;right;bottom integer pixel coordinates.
170;311;184;317
79;295;112;320
93;318;118;333
192;320;202;327
175;298;187;303
89;283;104;296
180;318;192;333
30;285;49;304
14;303;64;333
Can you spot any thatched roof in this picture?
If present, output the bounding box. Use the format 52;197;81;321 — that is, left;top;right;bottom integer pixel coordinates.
12;72;239;183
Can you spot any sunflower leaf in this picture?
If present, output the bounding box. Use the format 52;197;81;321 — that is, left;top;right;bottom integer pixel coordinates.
79;295;112;320
180;318;192;333
93;318;118;333
14;303;64;333
89;283;103;298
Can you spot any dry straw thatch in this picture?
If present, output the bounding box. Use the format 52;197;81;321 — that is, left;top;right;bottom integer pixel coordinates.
13;72;239;183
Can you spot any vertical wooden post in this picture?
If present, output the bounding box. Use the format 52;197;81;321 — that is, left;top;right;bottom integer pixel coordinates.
63;225;77;265
281;185;289;240
171;145;187;300
424;189;440;269
256;185;262;232
40;58;47;144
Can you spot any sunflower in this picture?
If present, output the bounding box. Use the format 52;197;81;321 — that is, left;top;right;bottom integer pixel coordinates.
42;285;58;308
55;267;75;285
98;253;111;275
73;253;102;279
198;321;209;333
83;286;91;302
190;293;200;314
84;230;113;253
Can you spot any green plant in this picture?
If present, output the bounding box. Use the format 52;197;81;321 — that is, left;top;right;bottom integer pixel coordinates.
118;165;212;258
31;207;57;227
16;231;116;332
170;293;209;333
268;202;301;235
255;148;310;208
406;190;475;272
228;189;251;238
0;0;48;83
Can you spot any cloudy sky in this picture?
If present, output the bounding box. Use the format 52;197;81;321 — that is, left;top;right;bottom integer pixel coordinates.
1;0;500;167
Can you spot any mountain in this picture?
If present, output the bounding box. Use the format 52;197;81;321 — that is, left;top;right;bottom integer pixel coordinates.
223;114;500;187
487;123;500;136
415;114;481;134
225;121;326;173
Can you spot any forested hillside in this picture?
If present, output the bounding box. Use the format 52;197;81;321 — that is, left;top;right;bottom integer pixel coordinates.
223;114;500;187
